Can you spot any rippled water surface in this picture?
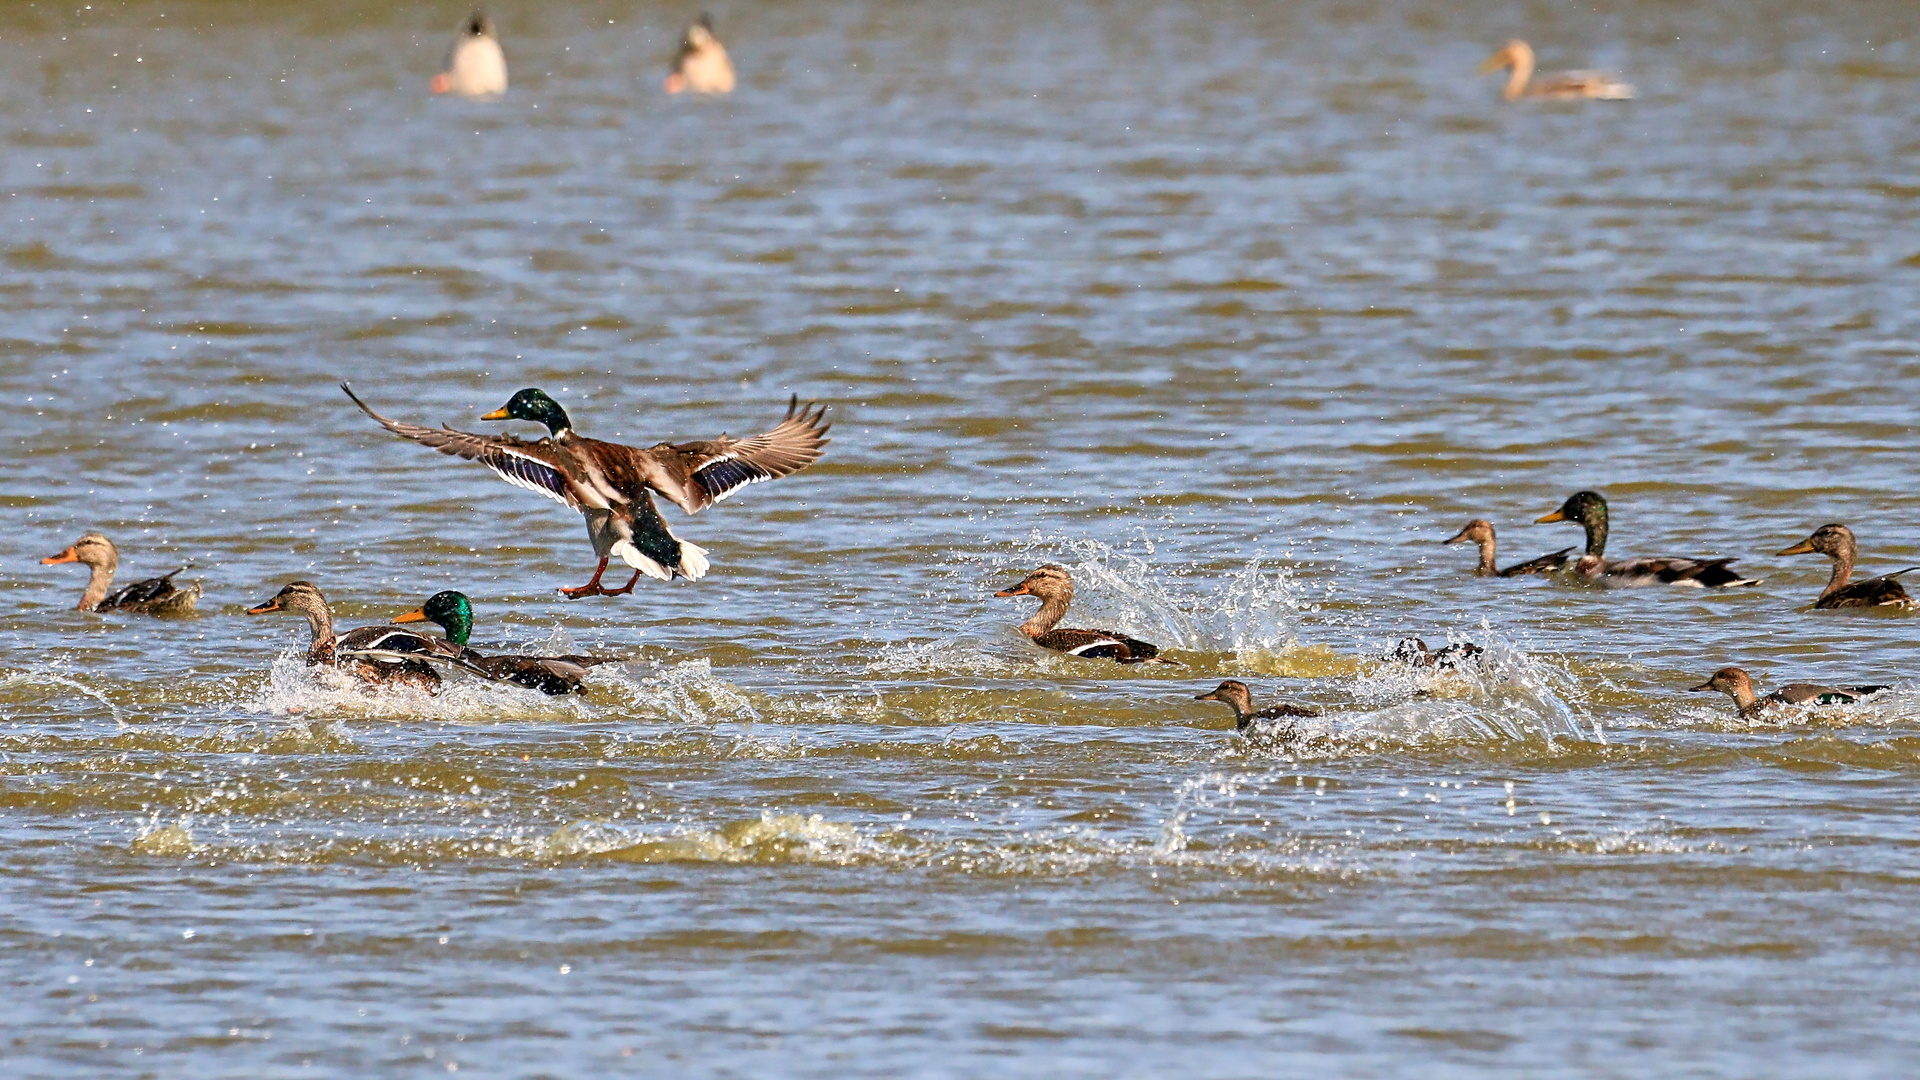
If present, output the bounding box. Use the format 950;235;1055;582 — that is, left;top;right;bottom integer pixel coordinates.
4;0;1920;1075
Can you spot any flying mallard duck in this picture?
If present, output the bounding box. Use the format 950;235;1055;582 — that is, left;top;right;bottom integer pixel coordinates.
1194;679;1317;734
1478;40;1633;102
432;10;508;98
394;590;616;695
342;384;829;598
41;533;200;615
1442;518;1571;577
1775;524;1918;610
1691;666;1889;720
1536;491;1758;588
247;580;483;692
665;13;736;95
992;565;1173;664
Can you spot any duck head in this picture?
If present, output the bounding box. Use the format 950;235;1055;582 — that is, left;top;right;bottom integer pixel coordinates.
1443;519;1495;547
482;388;572;437
993;565;1074;603
1690;666;1752;696
395;590;474;646
247;580;328;618
1194;679;1254;715
462;10;495;40
42;532;118;571
1477;39;1536;100
1777;523;1854;561
1537;490;1608;556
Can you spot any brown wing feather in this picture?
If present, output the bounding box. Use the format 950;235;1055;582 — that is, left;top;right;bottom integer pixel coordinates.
638;396;832;514
342;383;578;508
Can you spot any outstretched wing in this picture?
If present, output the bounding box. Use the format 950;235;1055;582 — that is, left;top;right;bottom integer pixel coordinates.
635;395;831;514
341;383;576;509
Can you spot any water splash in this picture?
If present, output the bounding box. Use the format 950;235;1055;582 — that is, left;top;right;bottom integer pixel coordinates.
0;668;128;727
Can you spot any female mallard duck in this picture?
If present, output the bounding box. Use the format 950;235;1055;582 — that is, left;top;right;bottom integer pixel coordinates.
431;10;508;98
1194;680;1317;734
665;13;736;95
394;590;614;696
41;533;200;615
247;581;481;692
1691;666;1888;720
1536;491;1758;588
1478;40;1633;101
992;566;1173;664
1442;519;1571;577
1775;524;1918;610
343;384;829;598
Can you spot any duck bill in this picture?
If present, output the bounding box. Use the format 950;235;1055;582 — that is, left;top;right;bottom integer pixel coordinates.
1535;509;1568;524
393;608;429;624
481;406;512;420
992;583;1030;598
1476;53;1508;74
1688;680;1716;693
41;547;79;565
430;72;452;95
1775;539;1817;556
1193;690;1221;702
1441;528;1471;545
246;597;285;615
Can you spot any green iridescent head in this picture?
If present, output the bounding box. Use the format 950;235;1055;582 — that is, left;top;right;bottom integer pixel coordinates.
482;388;572;436
395;590;474;645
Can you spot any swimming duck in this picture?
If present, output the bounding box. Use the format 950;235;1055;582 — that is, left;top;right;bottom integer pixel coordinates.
992;566;1173;664
665;13;736;95
431;10;508;98
247;581;480;692
1194;679;1317;734
1478;40;1633;102
1775;524;1917;610
1442;518;1571;577
1387;638;1485;669
394;590;615;695
1536;491;1758;588
41;533;200;615
1691;666;1889;720
343;385;829;598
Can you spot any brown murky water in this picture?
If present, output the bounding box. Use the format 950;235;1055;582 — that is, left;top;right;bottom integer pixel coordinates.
3;0;1919;1075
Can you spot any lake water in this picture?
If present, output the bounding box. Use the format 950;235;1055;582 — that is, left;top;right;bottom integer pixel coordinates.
3;0;1919;1075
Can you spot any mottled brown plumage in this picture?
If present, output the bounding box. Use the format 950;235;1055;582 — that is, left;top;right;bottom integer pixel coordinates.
1691;666;1889;720
1443;519;1571;577
1775;524;1917;610
992;566;1171;665
1194;680;1317;733
41;533;200;615
247;581;483;692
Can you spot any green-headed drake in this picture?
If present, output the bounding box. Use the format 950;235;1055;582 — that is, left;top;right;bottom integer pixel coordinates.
343;384;829;598
394;590;615;695
246;580;485;692
1536;491;1758;588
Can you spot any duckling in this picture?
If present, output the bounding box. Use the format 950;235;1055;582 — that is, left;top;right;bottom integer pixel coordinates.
1775;524;1917;610
992;566;1173;664
1691;666;1888;720
665;13;736;95
394;590;616;695
247;581;478;692
40;533;200;615
1442;518;1572;577
1478;40;1633;102
1536;491;1758;588
431;10;508;99
1194;679;1317;734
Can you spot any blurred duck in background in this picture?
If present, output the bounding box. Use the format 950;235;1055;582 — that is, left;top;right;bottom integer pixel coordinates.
432;10;508;98
1479;40;1632;102
1775;524;1918;610
666;13;736;95
41;533;200;615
